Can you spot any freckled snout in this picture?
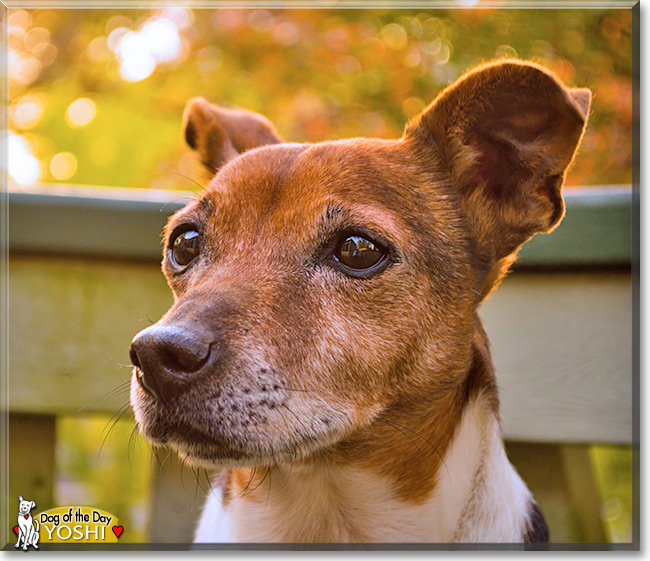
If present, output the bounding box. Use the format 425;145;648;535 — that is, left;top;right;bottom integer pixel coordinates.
129;325;213;402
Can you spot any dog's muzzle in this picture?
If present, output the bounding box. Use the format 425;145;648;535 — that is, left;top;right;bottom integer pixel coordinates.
129;325;213;403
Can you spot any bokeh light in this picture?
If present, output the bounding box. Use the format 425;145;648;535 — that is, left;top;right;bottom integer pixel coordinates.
109;15;186;82
86;36;112;64
10;93;47;129
66;98;97;127
10;53;42;86
7;132;41;185
24;27;50;53
50;152;78;180
116;32;157;81
381;23;408;50
140;19;181;63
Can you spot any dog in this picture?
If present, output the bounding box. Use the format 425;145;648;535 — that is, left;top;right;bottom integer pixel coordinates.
16;496;40;550
129;59;590;543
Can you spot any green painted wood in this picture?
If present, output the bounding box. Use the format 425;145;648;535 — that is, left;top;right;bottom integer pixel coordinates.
517;187;633;267
7;413;56;542
481;272;632;445
8;185;194;261
9;184;632;266
147;449;203;543
8;255;173;414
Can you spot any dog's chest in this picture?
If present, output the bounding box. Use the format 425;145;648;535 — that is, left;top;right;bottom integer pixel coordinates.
195;396;534;543
196;466;453;543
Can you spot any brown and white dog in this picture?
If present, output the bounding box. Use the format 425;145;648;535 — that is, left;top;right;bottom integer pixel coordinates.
129;60;590;544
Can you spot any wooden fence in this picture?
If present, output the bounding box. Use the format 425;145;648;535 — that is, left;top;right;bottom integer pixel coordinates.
4;183;636;546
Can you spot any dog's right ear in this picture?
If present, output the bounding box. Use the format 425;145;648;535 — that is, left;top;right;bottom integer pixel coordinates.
18;496;23;502
183;98;283;174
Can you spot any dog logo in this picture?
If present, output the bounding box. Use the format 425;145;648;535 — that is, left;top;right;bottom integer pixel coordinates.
15;496;39;550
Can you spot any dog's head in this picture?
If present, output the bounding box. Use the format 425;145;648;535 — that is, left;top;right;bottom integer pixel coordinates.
18;497;36;516
130;60;590;469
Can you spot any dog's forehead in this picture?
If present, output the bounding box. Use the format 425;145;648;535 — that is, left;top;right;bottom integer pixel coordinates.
198;139;426;239
205;143;327;222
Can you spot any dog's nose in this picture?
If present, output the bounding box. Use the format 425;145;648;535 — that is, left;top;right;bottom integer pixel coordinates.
129;325;212;402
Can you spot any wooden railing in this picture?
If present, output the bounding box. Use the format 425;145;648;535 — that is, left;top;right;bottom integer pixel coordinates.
4;183;636;546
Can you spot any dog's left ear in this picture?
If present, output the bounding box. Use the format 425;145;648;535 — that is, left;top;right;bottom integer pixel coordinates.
30;501;35;509
183;98;283;175
405;60;590;269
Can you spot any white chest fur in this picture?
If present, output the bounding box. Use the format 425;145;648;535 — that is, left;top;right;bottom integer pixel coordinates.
194;395;533;543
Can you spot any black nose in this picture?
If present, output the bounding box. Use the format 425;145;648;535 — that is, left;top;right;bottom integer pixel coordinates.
129;325;212;402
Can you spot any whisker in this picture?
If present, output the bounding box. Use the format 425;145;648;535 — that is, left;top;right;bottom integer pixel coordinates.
266;463;275;506
77;380;131;414
200;467;212;496
163;171;205;194
189;465;212;499
179;457;190;493
277;386;319;394
204;469;215;499
158;449;173;473
268;449;287;484
191;466;200;500
99;401;130;440
128;424;142;463
100;354;134;369
238;465;258;498
237;463;270;498
248;465;269;499
150;447;163;468
279;403;312;439
97;402;132;461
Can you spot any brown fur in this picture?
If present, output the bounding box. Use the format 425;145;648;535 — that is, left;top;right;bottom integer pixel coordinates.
130;60;590;518
183;97;282;173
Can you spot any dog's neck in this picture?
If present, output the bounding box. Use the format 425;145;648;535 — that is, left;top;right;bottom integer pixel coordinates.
196;346;534;543
195;391;533;543
195;337;534;543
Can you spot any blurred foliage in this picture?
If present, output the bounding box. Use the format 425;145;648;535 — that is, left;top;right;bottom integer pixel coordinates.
56;414;152;542
590;445;634;543
7;6;632;191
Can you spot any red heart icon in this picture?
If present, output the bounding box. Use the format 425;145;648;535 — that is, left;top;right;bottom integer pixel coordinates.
112;526;124;538
13;525;18;535
24;515;29;519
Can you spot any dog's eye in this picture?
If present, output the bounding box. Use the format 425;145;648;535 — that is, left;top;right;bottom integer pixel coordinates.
334;235;385;271
171;230;200;267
